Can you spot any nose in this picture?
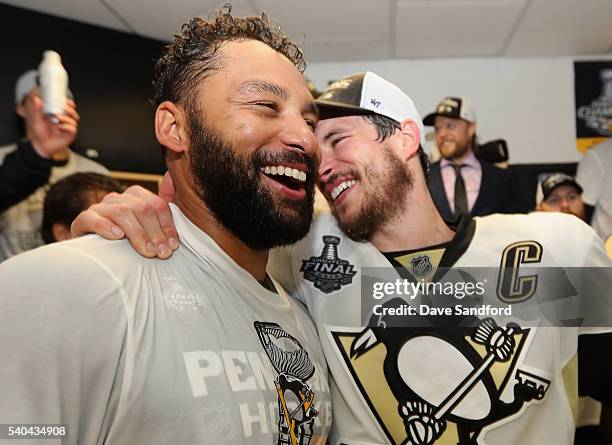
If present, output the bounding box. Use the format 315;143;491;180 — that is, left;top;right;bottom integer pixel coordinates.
559;198;570;211
278;115;319;161
318;164;332;184
317;145;335;184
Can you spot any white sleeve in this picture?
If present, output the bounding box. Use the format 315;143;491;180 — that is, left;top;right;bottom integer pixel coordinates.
575;218;610;268
0;245;127;445
268;246;306;305
576;149;605;206
571;220;612;334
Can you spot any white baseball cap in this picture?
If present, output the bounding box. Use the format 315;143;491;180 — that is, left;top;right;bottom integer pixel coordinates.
315;71;426;146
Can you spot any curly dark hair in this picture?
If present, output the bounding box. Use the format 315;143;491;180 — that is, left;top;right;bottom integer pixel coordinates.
152;4;305;110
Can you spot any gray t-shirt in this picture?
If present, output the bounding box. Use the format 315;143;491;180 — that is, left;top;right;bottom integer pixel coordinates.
0;204;331;444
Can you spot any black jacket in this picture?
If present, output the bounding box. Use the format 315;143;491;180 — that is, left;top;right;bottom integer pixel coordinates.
428;158;516;221
0;140;55;212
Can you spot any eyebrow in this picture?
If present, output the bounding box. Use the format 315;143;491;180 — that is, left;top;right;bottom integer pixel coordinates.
322;128;349;142
236;80;319;119
237;80;288;100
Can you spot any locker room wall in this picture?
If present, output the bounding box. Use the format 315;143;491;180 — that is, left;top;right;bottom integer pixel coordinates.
3;3;611;175
306;55;612;165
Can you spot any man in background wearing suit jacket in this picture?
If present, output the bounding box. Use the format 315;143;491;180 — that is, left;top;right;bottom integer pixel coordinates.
424;96;515;221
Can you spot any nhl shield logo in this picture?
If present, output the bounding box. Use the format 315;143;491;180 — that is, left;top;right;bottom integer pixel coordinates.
411;255;432;277
300;236;356;294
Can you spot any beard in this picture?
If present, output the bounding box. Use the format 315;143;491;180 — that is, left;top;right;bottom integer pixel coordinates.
187;113;316;250
332;148;413;242
440;137;471;161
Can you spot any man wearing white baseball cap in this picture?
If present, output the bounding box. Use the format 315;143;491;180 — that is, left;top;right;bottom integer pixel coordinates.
423;96;516;221
0;67;107;260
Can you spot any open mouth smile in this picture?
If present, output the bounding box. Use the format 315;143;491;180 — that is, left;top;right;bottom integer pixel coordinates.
260;163;309;200
330;179;356;201
322;175;358;205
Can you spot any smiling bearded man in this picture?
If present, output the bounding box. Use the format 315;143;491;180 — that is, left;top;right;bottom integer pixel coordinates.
186;104;316;249
0;7;331;445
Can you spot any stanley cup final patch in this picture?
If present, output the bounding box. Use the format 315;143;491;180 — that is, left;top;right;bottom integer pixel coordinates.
300;236;356;294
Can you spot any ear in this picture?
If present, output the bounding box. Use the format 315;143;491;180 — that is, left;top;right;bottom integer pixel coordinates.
52;223;72;242
15;103;26;119
467;122;476;139
398;119;421;160
155;101;189;154
16;92;41;118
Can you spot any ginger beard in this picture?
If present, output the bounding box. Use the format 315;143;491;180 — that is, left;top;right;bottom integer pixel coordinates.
436;119;473;161
187;111;316;250
330;147;413;242
439;138;470;161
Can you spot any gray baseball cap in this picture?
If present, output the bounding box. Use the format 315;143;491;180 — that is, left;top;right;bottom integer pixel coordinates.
15;69;73;105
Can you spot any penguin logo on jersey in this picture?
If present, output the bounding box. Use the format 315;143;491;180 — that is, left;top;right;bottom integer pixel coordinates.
300;236;356;294
330;298;551;445
411;256;433;277
254;322;319;445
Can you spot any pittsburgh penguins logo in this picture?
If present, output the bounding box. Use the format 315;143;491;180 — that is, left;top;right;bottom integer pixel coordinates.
254;322;318;445
331;298;551;445
300;236;356;294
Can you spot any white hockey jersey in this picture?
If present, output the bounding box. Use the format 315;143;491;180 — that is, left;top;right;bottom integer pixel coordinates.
269;210;612;445
0;204;331;445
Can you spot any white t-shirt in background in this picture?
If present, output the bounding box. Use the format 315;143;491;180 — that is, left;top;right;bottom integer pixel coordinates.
577;139;612;241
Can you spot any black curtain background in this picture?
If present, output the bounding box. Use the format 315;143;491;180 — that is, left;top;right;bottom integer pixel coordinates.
0;4;166;174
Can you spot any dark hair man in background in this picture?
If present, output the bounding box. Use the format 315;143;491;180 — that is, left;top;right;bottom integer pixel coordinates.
424;96;516;220
41;172;123;243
